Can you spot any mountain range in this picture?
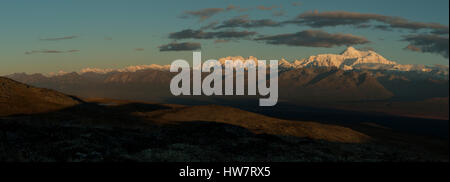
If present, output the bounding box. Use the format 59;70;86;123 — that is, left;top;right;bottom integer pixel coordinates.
5;47;448;104
25;47;449;76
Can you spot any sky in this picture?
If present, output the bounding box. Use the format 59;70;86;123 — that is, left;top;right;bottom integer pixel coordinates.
0;0;448;75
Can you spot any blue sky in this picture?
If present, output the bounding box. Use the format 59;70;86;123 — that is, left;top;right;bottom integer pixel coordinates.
0;0;448;75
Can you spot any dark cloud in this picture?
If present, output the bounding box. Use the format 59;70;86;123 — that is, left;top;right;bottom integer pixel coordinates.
388;19;447;32
169;29;257;40
25;49;80;55
287;11;371;27
356;24;371;29
159;42;201;51
404;44;422;52
214;39;230;44
255;30;369;48
289;11;449;34
214;15;282;29
40;35;78;41
26;50;63;54
225;5;249;12
431;28;449;35
181;8;224;21
169;29;209;39
402;34;449;58
373;25;392;31
200;21;219;30
211;30;257;39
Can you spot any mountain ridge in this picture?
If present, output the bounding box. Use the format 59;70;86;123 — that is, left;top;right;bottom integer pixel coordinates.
0;77;81;116
3;47;448;104
6;47;447;77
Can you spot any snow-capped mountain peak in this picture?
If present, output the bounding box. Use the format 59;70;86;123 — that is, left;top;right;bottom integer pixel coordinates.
292;47;397;70
341;46;365;57
79;64;171;74
62;47;447;76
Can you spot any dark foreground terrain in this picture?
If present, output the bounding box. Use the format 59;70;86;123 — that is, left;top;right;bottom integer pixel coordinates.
0;77;448;162
0;99;447;162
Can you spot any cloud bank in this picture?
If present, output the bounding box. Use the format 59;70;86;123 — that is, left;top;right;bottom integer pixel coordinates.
181;8;224;21
214;15;282;29
159;42;201;51
40;35;78;41
256;30;369;48
289;11;449;34
169;29;257;40
25;49;80;55
403;34;449;58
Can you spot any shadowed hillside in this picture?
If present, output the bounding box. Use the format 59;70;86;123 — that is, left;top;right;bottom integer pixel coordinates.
0;77;81;116
6;66;448;120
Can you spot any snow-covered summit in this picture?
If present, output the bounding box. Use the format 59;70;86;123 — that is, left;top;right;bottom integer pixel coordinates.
72;47;447;75
291;47;397;70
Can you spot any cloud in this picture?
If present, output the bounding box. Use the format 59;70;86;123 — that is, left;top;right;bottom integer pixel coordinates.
159;42;201;51
214;39;230;44
25;50;63;54
169;29;257;40
200;21;220;30
289;11;384;27
255;30;369;48
373;25;392;31
432;28;449;35
181;5;249;21
39;35;78;41
25;49;80;55
356;24;371;29
402;34;449;58
226;5;251;12
181;8;224;21
214;15;282;29
288;11;449;34
404;45;422;52
257;5;277;11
